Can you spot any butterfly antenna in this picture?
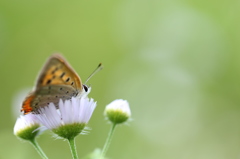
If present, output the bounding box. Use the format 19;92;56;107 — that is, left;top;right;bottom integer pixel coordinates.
84;63;103;84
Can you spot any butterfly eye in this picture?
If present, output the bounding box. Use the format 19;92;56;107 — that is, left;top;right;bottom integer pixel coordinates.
83;85;88;92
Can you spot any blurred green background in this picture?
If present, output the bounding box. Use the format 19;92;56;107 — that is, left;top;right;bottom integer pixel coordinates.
0;0;240;158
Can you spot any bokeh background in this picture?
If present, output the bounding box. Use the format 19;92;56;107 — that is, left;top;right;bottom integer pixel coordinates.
0;0;240;159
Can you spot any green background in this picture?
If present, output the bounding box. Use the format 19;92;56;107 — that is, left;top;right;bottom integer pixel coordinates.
0;0;240;158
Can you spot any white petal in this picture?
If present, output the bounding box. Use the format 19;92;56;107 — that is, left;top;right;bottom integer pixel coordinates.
36;97;97;130
105;99;131;116
14;113;40;135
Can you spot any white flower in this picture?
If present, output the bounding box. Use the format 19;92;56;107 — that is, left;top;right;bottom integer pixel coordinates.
36;97;96;139
104;99;131;124
14;113;41;140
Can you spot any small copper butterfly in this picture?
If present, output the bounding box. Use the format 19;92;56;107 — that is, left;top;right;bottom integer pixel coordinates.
21;54;102;114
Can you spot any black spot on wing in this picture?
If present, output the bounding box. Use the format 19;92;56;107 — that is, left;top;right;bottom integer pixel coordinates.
51;67;59;74
46;79;51;84
66;77;70;82
60;72;65;78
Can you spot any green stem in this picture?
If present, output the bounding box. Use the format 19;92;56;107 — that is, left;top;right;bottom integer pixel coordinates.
29;139;48;159
101;123;117;158
68;138;79;159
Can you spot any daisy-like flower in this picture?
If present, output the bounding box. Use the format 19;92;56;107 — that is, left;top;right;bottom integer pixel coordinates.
14;113;41;141
36;97;96;140
36;97;96;159
101;99;131;159
14;113;48;159
104;99;131;124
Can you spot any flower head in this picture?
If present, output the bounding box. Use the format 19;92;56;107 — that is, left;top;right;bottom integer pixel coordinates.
14;113;41;141
104;99;131;124
36;97;96;139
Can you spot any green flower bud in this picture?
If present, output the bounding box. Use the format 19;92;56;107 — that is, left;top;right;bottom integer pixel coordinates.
105;99;131;124
14;114;41;141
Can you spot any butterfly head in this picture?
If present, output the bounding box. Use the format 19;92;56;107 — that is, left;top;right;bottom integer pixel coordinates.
79;84;91;98
83;84;89;92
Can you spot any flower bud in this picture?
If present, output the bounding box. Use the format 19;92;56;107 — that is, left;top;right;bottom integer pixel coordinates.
14;113;41;141
104;99;131;124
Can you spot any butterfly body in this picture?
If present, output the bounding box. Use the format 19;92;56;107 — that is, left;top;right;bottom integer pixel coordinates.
21;54;89;114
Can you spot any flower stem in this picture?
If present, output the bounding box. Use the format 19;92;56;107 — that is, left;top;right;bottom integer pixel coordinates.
29;139;48;159
68;138;79;159
101;123;117;158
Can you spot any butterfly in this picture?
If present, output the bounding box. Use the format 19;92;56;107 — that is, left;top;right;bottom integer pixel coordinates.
21;54;100;114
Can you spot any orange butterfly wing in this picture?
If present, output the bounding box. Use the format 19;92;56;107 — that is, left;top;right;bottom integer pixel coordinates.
36;54;82;89
21;54;83;114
